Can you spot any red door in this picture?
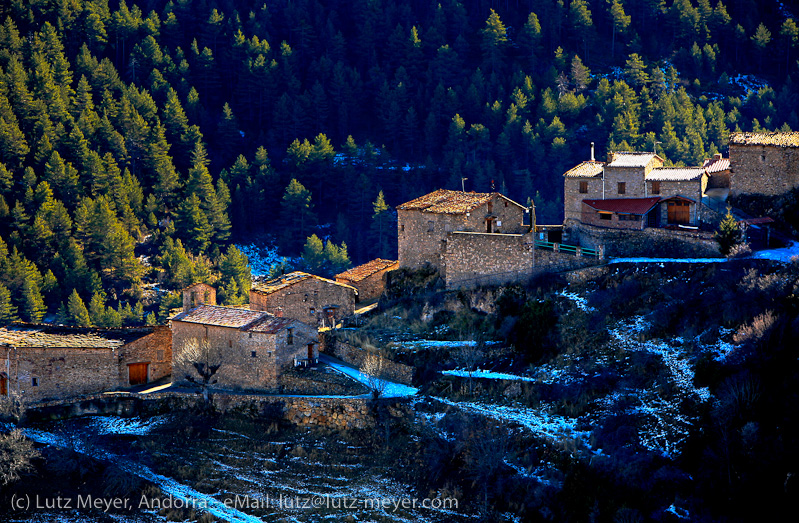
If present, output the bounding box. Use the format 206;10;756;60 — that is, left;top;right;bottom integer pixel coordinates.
128;363;149;386
0;373;7;396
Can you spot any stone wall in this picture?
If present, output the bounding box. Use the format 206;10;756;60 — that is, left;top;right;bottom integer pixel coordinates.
336;263;398;301
603;166;648;198
566;220;720;258
564;176;604;222
533;248;603;275
276;367;370;396
3;346;119;402
581;205;647;230
443;232;534;289
118;326;172;386
730;144;799;196
321;335;414;385
26;391;413;432
250;277;356;327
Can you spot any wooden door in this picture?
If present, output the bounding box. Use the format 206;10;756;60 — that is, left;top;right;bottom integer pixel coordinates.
0;373;7;396
308;344;314;360
667;201;690;224
128;363;149;386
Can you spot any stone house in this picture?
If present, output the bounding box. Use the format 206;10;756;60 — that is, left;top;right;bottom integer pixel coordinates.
729;132;799;196
564;151;709;229
250;272;357;327
171;305;317;391
335;259;398;301
704;153;731;190
0;324;171;402
397;189;528;273
182;282;216;312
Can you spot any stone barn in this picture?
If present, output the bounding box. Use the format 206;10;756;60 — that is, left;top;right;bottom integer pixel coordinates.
0;324;172;402
250;272;357;327
397;189;528;273
182;282;216;312
729;132;799;196
170;305;317;391
335;259;398;301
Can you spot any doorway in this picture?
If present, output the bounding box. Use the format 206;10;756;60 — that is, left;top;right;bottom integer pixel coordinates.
128;363;149;386
0;373;7;396
667;200;690;224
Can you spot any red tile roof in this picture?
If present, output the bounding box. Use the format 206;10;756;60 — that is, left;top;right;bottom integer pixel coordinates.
582;197;661;215
563;161;605;178
336;259;398;282
730;132;799;147
251;271;356;296
703;156;730;173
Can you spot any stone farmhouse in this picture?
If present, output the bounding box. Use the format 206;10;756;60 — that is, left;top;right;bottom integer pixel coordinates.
250;271;357;327
335;259;398;301
0;324;171;402
171;304;317;392
729;131;799;196
562;150;725;257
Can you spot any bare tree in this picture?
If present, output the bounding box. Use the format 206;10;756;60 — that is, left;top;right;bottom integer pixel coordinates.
0;391;27;424
457;336;485;395
0;429;40;487
175;337;225;403
360;352;388;399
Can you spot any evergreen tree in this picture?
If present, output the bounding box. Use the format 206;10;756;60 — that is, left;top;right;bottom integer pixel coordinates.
0;283;18;322
66;289;91;326
280;179;316;253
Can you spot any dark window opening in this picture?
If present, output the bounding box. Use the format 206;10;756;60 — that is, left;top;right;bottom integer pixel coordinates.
32;377;39;387
427;221;434;232
651;181;661;194
599;213;612;221
617;182;626;194
228;340;232;347
287;328;294;345
251;351;257;358
579;181;588;193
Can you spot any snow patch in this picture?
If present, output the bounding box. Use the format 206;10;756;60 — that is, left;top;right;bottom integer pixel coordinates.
441;369;537;382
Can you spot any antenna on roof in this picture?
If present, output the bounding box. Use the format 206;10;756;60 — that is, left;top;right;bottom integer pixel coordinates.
590;142;595;162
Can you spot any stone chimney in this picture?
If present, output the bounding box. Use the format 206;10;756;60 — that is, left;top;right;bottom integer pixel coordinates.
590;142;595;162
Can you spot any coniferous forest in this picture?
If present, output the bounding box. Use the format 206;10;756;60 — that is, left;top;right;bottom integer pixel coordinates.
1;0;798;322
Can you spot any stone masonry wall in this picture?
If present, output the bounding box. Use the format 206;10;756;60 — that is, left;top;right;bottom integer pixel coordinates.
603;166;647;198
337;264;398;301
730;144;799;196
250;278;356;327
3;346;119;402
564;177;603;222
118;326;172;386
321;335;414;385
567;220;720;258
443;232;533;289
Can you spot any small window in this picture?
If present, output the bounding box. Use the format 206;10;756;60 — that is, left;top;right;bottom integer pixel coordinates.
249;332;253;338
761;154;766;162
157;350;165;361
504;201;508;207
251;351;257;358
287;328;294;345
651;181;660;194
32;377;39;387
599;212;612;221
579;181;588;194
309;307;315;315
617;182;626;194
228;340;232;347
400;223;405;232
487;202;493;213
427;221;434;232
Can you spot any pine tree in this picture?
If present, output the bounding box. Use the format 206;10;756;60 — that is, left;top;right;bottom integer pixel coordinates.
22;276;46;322
716;208;742;255
370;191;396;260
0;283;19;322
66;289;91;326
280;179;316;253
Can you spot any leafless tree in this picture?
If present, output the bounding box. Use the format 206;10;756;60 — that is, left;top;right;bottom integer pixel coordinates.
457;337;485;394
0;429;40;487
0;391;27;424
175;337;225;403
360;352;388;399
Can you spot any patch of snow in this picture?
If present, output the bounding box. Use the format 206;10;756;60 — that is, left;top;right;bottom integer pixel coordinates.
752;240;799;262
235;241;286;278
321;355;418;398
558;290;595;312
92;415;171;436
610;257;726;264
441;369;537;382
665;503;691;519
389;340;500;352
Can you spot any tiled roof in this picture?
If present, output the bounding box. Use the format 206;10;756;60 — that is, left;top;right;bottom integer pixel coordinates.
729;132;799;147
336;259;398;282
182;282;214;292
607;152;661;167
251;271;356;296
703;156;730;173
171;305;267;329
647;167;706;181
247;316;298;334
0;325;140;349
397;189;494;214
563;161;605;178
582;197;661;215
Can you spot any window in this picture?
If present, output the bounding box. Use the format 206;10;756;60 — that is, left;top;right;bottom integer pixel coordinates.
400;223;405;232
309;307;315;315
504;201;508;207
228;340;232;347
287;328;294;345
579;181;588;194
157;350;165;361
619;214;641;221
427;221;434;232
251;351;257;358
599;212;612;221
617;182;626;194
761;154;766;162
651;181;661;194
32;377;39;387
487;202;493;213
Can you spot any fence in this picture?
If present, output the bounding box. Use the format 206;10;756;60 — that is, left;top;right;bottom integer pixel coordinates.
534;240;602;258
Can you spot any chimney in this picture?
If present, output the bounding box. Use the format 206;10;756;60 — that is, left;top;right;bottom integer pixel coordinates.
590;142;595;162
714;153;722;160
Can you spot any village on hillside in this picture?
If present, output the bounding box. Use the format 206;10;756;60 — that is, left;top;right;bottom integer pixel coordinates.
2;131;798;404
